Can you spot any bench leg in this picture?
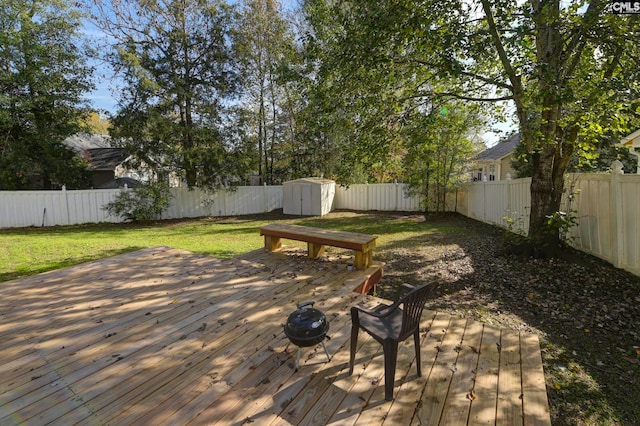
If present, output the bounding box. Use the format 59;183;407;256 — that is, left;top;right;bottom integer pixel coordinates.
354;250;372;270
264;235;282;252
308;242;325;258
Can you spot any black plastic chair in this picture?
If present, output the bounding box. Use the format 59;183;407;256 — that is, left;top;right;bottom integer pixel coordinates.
348;281;439;401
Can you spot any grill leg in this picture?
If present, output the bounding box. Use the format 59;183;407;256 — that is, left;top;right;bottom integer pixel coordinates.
294;342;330;371
322;341;331;362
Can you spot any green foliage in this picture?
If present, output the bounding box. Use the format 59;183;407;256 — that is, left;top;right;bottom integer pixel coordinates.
501;209;528;247
103;182;172;222
0;0;94;189
299;0;427;184
300;0;640;246
514;131;640;177
403;102;484;214
91;0;247;190
544;210;578;245
234;0;302;185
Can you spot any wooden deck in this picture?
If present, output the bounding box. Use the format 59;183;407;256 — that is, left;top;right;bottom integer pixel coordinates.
0;246;550;425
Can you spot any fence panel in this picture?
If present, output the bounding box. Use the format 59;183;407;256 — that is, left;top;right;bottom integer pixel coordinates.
334;183;422;212
457;178;531;233
567;174;612;262
334;184;369;211
0;189;121;227
0;186;285;228
162;187;212;219
66;189;121;225
619;176;640;274
565;173;640;275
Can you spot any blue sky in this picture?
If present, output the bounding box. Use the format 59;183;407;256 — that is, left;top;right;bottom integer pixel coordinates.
81;16;118;114
87;71;118;114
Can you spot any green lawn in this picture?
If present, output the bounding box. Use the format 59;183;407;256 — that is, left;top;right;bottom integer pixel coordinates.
0;211;442;283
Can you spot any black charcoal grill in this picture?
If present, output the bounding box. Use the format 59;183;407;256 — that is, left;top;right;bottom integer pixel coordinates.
284;301;331;370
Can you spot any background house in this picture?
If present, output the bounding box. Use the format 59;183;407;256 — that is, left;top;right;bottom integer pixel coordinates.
617;129;640;174
472;133;519;181
63;134;142;188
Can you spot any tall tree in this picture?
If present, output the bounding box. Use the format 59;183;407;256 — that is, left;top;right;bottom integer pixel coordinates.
480;1;640;246
303;0;640;247
90;0;245;189
403;103;484;214
300;0;412;184
234;0;302;184
0;0;94;190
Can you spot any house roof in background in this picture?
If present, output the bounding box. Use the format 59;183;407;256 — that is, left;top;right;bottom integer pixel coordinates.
85;148;129;171
63;133;130;171
63;134;112;152
620;129;640;147
476;133;520;161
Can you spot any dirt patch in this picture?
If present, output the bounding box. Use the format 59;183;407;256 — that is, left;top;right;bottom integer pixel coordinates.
368;213;640;425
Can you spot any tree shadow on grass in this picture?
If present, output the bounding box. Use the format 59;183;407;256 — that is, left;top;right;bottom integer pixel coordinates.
0;246;147;283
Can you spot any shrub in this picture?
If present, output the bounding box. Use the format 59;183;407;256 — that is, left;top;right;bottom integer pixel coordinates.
103;181;172;222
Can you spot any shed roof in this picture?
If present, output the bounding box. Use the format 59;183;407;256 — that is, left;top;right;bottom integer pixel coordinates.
284;177;335;185
476;133;520;161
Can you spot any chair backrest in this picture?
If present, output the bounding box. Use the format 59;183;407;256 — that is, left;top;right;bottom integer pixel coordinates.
399;281;439;341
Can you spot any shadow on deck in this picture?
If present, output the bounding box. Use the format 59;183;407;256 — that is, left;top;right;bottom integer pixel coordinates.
0;246;550;425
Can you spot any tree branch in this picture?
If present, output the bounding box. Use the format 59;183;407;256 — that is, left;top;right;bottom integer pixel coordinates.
481;0;526;127
433;92;514;102
560;1;603;84
393;57;514;91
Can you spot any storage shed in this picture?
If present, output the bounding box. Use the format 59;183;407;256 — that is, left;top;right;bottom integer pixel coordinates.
283;178;335;216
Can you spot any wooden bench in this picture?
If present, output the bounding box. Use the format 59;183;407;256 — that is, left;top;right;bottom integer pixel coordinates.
259;223;377;270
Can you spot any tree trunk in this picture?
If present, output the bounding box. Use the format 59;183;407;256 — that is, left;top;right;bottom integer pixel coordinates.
528;144;563;246
526;0;566;248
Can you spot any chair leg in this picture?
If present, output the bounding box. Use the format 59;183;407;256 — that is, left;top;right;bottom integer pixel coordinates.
349;323;358;375
414;329;422;377
383;340;399;401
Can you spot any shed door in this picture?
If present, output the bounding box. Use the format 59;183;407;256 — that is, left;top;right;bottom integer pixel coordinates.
300;184;313;215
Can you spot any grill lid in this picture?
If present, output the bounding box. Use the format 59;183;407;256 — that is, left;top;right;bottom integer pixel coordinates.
284;301;330;347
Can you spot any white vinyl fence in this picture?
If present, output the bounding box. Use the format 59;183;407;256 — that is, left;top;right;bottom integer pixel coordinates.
334;183;423;212
455;170;640;277
0;183;422;229
0;186;284;228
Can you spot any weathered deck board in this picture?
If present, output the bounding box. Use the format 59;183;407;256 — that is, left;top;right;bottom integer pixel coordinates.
0;246;550;425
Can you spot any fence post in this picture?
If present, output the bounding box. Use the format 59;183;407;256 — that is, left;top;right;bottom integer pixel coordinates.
222;188;227;216
482;181;487;223
62;185;70;226
611;160;624;268
366;182;370;211
264;183;268;213
395;181;399;211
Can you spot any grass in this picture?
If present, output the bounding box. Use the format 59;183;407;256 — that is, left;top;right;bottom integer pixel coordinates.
0;211;441;283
